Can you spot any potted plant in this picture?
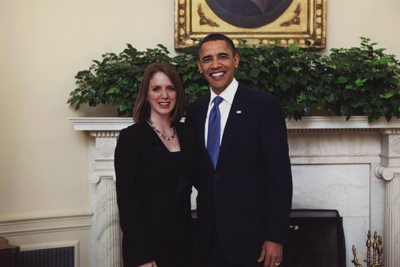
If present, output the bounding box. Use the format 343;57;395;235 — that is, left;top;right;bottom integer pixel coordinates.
68;38;400;123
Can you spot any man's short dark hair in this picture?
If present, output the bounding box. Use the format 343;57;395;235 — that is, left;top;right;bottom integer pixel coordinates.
197;33;237;59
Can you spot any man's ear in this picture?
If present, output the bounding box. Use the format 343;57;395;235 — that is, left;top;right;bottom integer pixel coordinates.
234;54;240;68
197;60;203;74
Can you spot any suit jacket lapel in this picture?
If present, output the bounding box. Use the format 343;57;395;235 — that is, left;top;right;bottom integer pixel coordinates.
140;122;163;154
216;84;250;169
197;94;215;170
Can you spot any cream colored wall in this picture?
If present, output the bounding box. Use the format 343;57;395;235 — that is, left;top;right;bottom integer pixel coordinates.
0;0;399;265
0;0;175;214
326;1;400;56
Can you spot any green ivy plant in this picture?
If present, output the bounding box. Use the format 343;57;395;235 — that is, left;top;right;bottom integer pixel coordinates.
68;38;400;123
322;37;400;122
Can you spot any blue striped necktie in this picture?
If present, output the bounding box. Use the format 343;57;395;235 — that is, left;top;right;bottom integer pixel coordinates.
207;96;223;169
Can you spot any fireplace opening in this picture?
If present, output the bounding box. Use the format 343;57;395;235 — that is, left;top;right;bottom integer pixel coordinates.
192;209;346;267
283;209;346;267
14;246;74;267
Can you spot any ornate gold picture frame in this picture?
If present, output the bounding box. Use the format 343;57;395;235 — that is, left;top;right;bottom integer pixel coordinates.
175;0;326;49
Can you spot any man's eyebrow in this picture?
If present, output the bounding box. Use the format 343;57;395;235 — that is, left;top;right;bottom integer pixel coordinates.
201;55;212;61
217;52;229;57
201;52;229;61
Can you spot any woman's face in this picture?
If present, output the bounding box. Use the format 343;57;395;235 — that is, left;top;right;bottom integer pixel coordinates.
146;71;177;119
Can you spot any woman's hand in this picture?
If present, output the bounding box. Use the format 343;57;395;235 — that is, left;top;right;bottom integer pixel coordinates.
138;261;157;267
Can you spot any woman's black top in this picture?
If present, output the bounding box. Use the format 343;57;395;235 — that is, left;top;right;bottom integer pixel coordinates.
115;122;196;267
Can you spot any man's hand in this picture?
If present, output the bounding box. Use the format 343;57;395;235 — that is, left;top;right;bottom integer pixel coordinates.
257;241;283;267
138;261;157;267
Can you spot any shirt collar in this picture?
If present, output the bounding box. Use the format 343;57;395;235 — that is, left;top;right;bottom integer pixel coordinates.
209;78;238;107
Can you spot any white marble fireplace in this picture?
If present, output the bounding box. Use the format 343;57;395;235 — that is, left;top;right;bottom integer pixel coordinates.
70;116;400;267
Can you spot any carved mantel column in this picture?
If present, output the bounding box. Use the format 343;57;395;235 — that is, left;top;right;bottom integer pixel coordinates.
70;117;132;267
90;131;122;267
375;129;400;267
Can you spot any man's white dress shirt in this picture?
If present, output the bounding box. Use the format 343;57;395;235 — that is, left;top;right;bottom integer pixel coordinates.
204;79;239;148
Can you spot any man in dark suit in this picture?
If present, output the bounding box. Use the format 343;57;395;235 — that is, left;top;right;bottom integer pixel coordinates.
185;34;293;267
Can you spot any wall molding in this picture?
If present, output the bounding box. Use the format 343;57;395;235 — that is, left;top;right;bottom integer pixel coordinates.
0;209;92;237
0;209;92;224
1;224;92;237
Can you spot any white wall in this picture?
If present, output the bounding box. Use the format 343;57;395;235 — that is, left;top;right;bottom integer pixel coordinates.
326;1;400;56
0;0;399;265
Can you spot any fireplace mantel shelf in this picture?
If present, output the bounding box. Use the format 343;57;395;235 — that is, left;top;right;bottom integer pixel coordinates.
69;116;400;131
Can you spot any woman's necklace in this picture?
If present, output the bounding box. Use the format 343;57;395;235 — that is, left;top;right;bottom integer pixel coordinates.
147;119;176;141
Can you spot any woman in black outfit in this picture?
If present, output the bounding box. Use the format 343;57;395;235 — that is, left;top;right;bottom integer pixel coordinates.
115;63;196;267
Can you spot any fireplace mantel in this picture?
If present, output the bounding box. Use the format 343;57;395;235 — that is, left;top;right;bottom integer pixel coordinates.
70;115;400;131
70;116;400;267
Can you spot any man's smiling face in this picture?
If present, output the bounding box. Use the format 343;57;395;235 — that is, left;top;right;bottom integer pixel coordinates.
197;40;240;95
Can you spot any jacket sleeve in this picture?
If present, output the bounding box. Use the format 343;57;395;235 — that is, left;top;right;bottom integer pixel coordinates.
115;128;155;266
260;96;293;245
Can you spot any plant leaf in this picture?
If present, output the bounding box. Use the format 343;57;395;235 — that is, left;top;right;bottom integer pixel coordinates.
338;76;348;83
380;93;393;99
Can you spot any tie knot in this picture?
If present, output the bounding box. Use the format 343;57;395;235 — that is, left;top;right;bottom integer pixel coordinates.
214;96;223;107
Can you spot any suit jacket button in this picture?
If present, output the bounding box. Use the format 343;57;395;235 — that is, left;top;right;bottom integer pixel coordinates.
214;174;218;179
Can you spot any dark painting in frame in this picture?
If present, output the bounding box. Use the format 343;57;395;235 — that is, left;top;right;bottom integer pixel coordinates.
175;0;326;49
